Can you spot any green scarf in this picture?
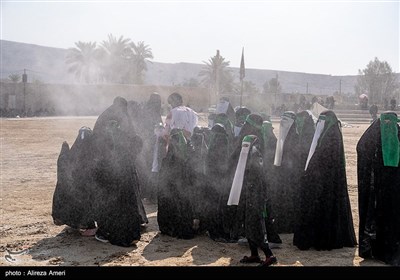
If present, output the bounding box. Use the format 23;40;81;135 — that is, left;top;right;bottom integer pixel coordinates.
170;129;187;159
261;121;272;147
380;113;400;167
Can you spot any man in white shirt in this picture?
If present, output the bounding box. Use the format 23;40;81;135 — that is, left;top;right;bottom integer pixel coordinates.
163;92;198;140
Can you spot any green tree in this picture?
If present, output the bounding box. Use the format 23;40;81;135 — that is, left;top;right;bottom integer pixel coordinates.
262;80;270;94
66;41;99;83
269;76;282;94
199;50;234;97
8;73;21;83
100;34;132;83
355;57;398;104
234;80;260;95
130;41;153;84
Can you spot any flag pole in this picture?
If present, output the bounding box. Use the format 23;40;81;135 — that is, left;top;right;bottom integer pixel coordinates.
239;47;245;107
240;78;243;107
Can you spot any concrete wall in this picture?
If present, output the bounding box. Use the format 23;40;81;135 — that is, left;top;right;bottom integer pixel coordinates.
0;82;211;116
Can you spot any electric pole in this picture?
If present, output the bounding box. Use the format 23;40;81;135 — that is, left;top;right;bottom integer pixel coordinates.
22;69;27;115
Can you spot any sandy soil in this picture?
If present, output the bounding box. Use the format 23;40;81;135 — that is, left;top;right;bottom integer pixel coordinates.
0;115;387;267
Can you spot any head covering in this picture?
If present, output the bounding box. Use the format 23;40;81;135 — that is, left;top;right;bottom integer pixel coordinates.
235;107;251;124
245;113;263;130
147;92;162;110
113;96;128;108
304;110;340;170
274;111;296;166
228;135;258;206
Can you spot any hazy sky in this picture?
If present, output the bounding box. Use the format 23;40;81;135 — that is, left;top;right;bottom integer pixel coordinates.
1;0;399;75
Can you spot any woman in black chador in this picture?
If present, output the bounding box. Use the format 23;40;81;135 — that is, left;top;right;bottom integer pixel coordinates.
157;128;197;239
92;97;147;246
293;110;357;250
272;111;299;233
204;123;233;241
228;135;277;267
357;112;400;266
230;114;281;244
52;127;96;231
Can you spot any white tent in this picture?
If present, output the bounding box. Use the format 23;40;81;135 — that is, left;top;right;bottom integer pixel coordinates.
310;102;329;119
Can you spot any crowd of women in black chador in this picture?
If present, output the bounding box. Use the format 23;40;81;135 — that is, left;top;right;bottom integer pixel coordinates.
52;93;399;267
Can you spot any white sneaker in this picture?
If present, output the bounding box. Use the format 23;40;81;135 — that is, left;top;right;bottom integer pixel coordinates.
238;238;248;245
95;234;109;243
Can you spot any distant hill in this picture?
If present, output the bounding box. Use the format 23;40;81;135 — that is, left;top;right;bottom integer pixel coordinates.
1;39;359;95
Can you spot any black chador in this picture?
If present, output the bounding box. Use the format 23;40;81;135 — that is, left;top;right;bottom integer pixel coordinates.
260;120;282;244
229;114;280;242
272;111;299;233
92;97;147;227
52;127;96;230
136;93;163;201
157;129;197;239
92;97;146;246
204;123;233;241
92;118;144;247
357;112;400;266
293;110;357;250
228;135;277;266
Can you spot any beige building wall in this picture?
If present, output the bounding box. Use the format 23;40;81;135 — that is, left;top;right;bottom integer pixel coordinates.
0;83;211;115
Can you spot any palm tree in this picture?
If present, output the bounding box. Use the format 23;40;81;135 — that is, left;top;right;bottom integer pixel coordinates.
8;73;21;83
199;50;233;97
100;34;132;83
65;41;99;83
130;41;153;84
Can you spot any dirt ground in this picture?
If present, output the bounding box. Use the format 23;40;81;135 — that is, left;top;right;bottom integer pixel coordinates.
0;115;387;267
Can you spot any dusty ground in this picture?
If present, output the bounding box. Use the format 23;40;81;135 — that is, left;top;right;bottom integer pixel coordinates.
0;115;387;267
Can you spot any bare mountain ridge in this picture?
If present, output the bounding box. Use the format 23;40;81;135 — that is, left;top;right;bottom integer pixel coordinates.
1;40;358;95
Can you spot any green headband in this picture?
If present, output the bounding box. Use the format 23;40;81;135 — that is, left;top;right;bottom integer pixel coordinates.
245;115;262;130
243;134;257;144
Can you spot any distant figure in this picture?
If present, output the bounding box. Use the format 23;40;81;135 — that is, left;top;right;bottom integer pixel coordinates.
383;98;389;110
390;97;397;111
359;95;369;110
369;104;378;121
299;95;307;110
327;96;335;110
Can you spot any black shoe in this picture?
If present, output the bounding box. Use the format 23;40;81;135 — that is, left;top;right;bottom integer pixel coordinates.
258;256;277;267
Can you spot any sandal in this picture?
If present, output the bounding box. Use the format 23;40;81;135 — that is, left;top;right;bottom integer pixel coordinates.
240;255;261;263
